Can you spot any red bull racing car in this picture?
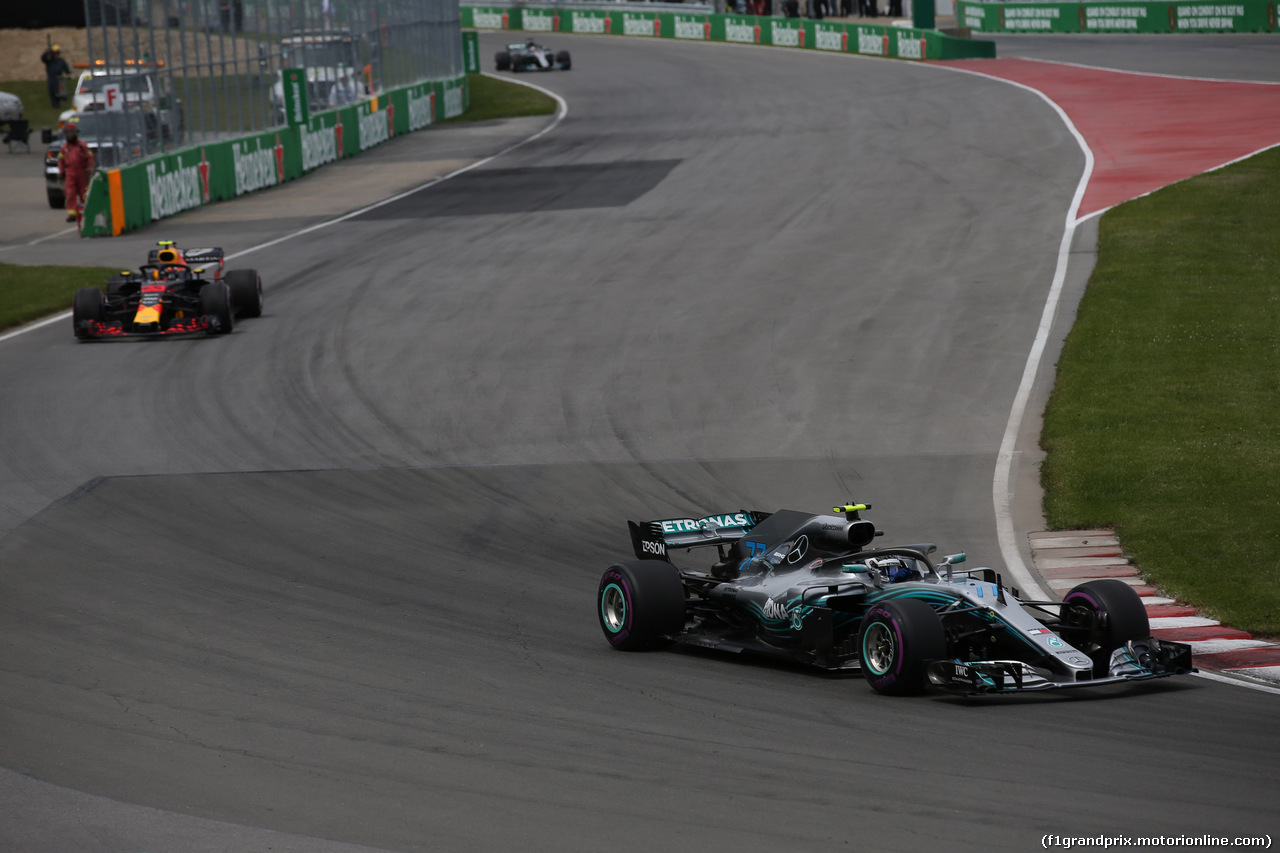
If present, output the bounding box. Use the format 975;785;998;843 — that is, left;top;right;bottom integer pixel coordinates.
72;241;263;340
597;503;1195;696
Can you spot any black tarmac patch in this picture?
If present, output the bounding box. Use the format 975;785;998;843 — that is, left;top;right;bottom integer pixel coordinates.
353;160;681;219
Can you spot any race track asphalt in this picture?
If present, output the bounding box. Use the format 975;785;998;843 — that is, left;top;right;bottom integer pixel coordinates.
0;32;1276;852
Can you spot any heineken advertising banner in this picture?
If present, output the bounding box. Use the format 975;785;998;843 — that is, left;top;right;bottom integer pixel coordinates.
81;74;469;237
460;6;996;59
956;0;1277;31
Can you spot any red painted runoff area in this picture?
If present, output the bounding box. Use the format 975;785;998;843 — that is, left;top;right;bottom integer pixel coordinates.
931;58;1280;218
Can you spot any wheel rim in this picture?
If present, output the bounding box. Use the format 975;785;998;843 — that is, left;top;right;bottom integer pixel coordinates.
863;620;896;675
601;583;627;633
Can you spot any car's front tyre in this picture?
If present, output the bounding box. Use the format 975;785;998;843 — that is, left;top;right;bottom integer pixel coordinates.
858;598;946;695
598;561;686;651
72;288;104;339
1059;579;1150;676
199;281;235;335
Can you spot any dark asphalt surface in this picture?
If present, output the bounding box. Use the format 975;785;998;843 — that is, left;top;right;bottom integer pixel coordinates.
1;32;1276;853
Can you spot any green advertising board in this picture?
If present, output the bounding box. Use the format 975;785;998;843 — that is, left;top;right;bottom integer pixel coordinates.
462;30;481;73
957;0;1278;32
281;67;311;127
462;7;995;59
81;70;469;238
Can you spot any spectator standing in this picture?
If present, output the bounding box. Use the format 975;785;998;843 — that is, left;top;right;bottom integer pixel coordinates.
58;122;95;223
784;0;800;16
328;72;357;107
40;44;71;109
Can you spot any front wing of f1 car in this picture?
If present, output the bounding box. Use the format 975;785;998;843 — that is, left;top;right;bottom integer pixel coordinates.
926;637;1195;695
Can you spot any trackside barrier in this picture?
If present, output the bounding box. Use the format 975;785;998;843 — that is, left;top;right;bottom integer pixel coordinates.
80;75;469;237
955;0;1278;32
461;7;995;60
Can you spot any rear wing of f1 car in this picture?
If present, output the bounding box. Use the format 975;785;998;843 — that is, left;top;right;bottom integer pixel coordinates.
628;511;771;561
147;245;224;265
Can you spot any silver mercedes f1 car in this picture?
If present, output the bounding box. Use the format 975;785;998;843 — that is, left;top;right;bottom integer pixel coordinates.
596;503;1194;696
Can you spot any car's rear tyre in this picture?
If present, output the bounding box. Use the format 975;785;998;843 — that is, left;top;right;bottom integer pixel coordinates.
72;288;104;339
859;598;946;695
556;50;571;70
199;281;234;335
48;187;65;209
495;51;510;71
1059;579;1150;676
598;561;686;651
225;268;263;318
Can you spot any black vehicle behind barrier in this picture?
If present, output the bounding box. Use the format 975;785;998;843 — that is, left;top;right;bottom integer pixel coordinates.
596;503;1195;696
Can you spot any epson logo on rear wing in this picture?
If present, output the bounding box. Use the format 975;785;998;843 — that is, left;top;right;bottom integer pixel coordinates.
628;520;669;561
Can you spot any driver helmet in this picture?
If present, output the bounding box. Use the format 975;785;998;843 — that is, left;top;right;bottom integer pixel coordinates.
868;557;917;584
155;246;186;266
152;245;187;279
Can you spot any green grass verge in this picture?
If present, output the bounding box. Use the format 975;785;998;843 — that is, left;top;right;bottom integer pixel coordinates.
446;73;556;123
1;79;66;132
0;262;123;332
1041;146;1280;637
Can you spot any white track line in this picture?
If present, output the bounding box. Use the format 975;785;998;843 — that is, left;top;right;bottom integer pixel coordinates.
1018;55;1280;86
0;226;81;255
0;310;71;345
1191;668;1280;696
925;64;1095;603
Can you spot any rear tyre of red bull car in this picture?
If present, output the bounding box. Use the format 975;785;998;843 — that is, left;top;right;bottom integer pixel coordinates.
199;281;234;335
858;598;947;695
598;561;686;651
72;288;104;340
225;269;263;319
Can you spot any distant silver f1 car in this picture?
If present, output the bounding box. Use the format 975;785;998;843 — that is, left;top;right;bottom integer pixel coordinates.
596;503;1195;696
495;40;571;72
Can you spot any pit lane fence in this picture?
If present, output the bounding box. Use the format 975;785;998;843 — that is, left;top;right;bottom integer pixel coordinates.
955;0;1278;32
461;5;995;60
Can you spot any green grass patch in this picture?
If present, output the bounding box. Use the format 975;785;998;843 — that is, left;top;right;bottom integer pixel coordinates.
1;79;66;132
0;262;122;332
1041;146;1280;637
446;73;556;123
